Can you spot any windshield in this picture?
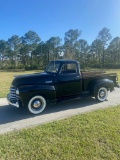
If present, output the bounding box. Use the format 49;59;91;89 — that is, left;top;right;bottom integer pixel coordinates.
46;61;60;73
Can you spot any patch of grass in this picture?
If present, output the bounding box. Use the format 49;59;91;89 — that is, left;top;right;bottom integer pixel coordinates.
0;106;120;160
0;70;41;98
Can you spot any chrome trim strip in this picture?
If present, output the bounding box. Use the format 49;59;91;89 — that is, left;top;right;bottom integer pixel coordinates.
45;81;52;84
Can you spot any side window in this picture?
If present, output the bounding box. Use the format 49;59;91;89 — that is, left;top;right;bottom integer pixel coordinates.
60;63;77;74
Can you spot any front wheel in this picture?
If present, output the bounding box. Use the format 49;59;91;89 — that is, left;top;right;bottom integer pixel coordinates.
95;87;108;102
28;96;46;114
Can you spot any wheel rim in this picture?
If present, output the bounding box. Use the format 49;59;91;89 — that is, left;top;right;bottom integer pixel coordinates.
97;87;108;101
33;100;41;108
31;99;43;110
28;96;46;114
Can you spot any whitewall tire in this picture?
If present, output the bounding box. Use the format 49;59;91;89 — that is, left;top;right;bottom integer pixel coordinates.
28;96;46;114
95;87;108;102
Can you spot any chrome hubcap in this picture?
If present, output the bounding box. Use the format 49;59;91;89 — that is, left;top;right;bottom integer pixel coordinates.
33;100;41;108
100;91;105;97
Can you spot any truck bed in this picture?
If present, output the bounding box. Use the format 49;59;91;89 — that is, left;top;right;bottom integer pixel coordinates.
81;71;117;78
81;71;118;91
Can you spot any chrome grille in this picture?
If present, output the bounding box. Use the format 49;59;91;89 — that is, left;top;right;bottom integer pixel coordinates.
10;87;17;102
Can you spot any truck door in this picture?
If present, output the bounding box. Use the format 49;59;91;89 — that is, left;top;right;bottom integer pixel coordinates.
57;62;82;98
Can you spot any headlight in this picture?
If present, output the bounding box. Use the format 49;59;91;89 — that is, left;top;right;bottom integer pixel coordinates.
16;88;19;95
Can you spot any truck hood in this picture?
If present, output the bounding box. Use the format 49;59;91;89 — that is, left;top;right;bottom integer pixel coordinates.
12;72;55;88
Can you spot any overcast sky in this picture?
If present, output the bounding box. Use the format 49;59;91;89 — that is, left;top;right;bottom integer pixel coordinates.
0;0;120;44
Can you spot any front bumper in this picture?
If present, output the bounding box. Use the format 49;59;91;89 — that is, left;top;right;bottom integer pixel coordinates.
7;94;19;108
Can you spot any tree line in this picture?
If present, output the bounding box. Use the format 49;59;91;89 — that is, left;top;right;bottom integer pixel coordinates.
0;27;120;70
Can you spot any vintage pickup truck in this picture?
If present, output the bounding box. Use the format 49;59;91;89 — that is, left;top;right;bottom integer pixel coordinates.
7;59;119;114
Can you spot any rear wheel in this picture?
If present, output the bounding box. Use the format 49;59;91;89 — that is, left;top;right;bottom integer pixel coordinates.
28;96;46;114
95;87;108;102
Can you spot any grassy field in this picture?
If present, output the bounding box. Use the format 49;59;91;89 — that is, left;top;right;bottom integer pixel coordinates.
0;106;120;160
0;69;120;98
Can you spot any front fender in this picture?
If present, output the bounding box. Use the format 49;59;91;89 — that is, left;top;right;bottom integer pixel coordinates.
18;85;56;106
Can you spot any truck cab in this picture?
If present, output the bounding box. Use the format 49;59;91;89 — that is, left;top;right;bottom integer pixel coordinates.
47;60;82;98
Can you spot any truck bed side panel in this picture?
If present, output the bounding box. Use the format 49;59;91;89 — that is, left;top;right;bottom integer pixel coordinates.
81;72;118;91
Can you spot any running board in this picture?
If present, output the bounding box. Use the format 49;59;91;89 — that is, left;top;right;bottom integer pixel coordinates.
57;91;90;103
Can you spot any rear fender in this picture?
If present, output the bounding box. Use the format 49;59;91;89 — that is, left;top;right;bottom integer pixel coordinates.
88;79;114;95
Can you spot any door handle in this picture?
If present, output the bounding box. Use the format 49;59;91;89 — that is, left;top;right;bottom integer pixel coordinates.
74;76;80;80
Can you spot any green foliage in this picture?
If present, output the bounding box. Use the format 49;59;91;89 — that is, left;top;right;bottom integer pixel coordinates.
64;29;82;59
22;30;41;45
0;106;120;159
0;28;120;69
97;27;112;46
